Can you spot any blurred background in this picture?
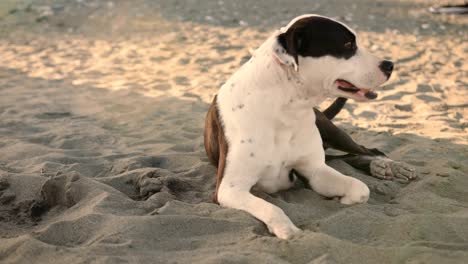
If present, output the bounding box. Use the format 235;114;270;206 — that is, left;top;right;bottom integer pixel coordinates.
0;0;466;137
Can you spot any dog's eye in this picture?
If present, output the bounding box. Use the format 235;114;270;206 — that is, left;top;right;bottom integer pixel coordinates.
344;42;353;49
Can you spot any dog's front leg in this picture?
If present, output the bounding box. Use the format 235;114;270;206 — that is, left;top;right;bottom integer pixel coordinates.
217;151;301;239
296;162;370;205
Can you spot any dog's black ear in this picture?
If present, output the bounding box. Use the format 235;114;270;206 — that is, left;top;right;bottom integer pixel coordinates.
274;32;300;71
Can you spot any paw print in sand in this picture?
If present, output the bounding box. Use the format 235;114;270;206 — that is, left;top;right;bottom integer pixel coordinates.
136;169;191;200
0;177;15;204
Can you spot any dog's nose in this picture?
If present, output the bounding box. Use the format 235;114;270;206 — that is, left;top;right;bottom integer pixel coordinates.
379;60;394;78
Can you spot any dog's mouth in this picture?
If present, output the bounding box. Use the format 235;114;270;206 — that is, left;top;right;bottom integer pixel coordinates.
335;79;378;100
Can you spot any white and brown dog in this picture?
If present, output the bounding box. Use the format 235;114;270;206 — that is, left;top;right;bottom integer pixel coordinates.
204;14;415;239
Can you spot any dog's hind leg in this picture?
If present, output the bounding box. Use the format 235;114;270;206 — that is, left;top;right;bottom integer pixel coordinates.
326;154;416;182
315;109;417;181
217;149;300;239
315;108;384;156
322;97;348;120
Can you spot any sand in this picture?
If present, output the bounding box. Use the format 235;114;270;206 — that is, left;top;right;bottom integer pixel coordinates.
0;0;467;263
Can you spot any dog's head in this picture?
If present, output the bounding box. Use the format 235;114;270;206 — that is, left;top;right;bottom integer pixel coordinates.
273;14;393;101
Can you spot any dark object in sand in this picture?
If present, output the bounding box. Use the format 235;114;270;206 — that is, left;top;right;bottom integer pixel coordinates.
429;3;468;14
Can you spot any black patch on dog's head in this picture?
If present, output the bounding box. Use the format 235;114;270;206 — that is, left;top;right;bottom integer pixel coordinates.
278;16;357;65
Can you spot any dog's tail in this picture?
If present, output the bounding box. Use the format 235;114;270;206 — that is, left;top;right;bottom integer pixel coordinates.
322;97;348;120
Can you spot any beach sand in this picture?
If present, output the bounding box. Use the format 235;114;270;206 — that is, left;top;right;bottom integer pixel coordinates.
0;0;467;263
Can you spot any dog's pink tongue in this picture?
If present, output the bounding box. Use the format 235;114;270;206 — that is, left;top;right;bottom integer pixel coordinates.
336;80;354;88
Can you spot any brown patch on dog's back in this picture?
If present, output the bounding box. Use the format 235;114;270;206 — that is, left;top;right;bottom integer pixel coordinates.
204;95;228;204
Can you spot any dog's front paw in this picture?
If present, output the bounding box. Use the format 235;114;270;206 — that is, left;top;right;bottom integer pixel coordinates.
340;179;370;205
370;158;417;182
268;223;301;240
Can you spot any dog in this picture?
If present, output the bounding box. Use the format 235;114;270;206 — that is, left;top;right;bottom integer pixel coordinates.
204;14;416;239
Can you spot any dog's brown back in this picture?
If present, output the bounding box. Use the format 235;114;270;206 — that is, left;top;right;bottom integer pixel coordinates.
204;95;228;203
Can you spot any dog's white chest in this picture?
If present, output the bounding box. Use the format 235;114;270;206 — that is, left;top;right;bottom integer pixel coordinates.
273;107;315;150
253;108;322;193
